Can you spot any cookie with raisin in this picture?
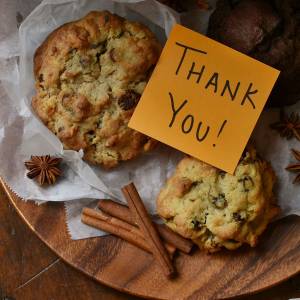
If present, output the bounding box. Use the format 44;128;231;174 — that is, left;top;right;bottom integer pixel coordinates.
32;11;161;168
157;146;280;252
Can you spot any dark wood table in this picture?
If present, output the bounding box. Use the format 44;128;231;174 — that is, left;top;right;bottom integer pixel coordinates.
0;185;300;300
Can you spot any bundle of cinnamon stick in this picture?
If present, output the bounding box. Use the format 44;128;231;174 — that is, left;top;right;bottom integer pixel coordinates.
81;182;193;277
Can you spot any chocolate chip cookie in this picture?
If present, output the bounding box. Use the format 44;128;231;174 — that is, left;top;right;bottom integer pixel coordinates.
32;11;161;168
157;146;280;252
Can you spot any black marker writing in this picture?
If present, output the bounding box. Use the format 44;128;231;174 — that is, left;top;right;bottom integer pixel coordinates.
221;80;240;101
168;91;210;143
213;120;227;147
241;83;257;109
173;41;258;110
168;92;188;128
187;62;206;83
196;122;210;142
175;42;207;75
217;120;227;137
205;72;219;93
182;115;194;133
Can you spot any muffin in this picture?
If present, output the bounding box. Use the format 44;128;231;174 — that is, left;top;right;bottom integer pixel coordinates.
157;147;280;252
32;11;161;168
208;0;300;107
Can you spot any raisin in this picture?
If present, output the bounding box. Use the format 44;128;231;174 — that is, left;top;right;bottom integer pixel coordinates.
219;171;226;179
212;193;227;209
86;130;96;143
203;212;208;224
192;212;208;229
232;212;246;222
238;175;254;192
118;90;140;110
38;74;44;82
91;43;101;49
95;42;107;62
96;52;101;63
191;219;202;229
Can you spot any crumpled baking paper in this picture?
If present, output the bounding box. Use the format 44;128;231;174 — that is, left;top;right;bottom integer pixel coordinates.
0;0;299;241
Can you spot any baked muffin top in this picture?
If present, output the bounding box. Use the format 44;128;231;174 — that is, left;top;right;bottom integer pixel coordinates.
157;147;280;252
33;11;161;168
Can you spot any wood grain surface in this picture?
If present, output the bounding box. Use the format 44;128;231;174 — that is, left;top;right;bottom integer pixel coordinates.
2;183;300;300
1;178;300;300
0;184;137;300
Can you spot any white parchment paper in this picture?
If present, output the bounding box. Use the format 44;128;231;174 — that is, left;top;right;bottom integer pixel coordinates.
0;0;299;241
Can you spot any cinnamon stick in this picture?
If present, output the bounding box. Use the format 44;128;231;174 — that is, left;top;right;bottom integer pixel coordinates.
83;208;142;238
98;199;193;254
122;183;175;277
81;208;176;258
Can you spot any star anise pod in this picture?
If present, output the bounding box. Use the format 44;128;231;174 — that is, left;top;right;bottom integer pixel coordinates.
270;110;300;141
24;155;62;185
286;149;300;184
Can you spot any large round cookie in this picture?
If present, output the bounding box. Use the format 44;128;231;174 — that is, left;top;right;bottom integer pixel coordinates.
33;11;161;168
157;147;280;252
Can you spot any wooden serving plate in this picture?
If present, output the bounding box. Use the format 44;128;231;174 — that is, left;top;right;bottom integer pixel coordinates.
1;178;300;300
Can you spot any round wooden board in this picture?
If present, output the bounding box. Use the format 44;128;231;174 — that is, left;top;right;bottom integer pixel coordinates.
1;179;300;300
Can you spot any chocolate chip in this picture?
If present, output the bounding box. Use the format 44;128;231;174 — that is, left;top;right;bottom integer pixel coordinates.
91;42;101;49
86;130;96;143
238;175;254;192
95;42;107;62
191;219;202;229
38;74;44;82
219;171;226;179
212;193;227;209
233;212;246;222
96;52;101;62
203;212;208;225
118;90;140;110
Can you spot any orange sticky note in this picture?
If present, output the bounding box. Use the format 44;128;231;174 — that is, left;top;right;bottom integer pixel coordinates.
129;24;280;174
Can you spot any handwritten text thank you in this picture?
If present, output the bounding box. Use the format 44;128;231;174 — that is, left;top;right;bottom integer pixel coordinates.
129;24;280;173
